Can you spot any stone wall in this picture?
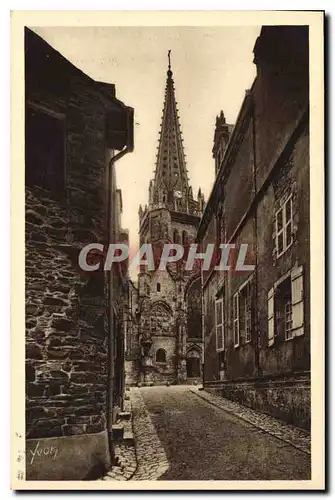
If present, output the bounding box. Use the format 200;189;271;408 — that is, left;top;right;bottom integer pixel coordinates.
26;187;108;441
205;372;310;429
25;28;133;479
125;360;139;386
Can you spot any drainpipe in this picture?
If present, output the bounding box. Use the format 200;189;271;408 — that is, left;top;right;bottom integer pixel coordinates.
200;244;205;388
107;145;131;454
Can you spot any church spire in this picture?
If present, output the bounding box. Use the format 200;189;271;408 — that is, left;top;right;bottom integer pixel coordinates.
151;51;189;212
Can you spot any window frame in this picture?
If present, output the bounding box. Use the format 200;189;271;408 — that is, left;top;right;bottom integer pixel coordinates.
275;195;293;258
215;296;224;352
284;298;293;340
234;275;253;348
233;292;239;348
274;274;292;342
268;266;304;346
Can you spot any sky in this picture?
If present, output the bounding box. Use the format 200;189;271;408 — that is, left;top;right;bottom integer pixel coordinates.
32;25;261;255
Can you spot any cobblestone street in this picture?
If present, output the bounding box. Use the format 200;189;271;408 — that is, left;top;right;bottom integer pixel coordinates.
127;386;311;481
19;21;323;490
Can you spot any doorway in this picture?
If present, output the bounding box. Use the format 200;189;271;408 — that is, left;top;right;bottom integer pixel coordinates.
186;350;201;378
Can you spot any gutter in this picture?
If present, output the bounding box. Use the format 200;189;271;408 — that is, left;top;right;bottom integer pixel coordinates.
107;146;132;453
106;105;134;459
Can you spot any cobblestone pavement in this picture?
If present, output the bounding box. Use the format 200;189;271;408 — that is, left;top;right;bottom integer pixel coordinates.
101;443;137;481
100;399;137;481
191;387;311;455
130;388;169;480
137;385;311;480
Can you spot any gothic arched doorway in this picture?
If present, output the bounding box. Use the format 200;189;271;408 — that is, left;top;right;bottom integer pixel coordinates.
186;348;201;378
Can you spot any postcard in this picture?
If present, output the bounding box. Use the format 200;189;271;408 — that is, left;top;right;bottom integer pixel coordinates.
11;10;324;490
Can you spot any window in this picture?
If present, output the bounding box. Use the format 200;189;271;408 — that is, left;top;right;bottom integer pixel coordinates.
275;277;293;340
215;297;224;351
284;299;293;340
25;104;65;198
275;195;293;257
233;277;253;347
268;266;304;346
156;348;166;363
239;280;253;343
156;282;161;292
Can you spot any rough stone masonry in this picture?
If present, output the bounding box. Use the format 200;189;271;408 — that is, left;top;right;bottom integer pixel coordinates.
25;27;134;480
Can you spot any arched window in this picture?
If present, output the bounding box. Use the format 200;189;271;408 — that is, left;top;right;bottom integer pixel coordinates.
157;282;161;292
156;348;166;363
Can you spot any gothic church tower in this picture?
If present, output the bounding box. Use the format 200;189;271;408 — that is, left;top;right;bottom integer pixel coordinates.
134;53;204;386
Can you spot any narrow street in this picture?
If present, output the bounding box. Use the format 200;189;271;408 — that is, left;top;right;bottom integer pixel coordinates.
21;23;319;488
130;386;311;481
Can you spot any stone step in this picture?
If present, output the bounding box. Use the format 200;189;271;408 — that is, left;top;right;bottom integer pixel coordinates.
124;400;132;412
111;423;124;441
123;431;134;445
119;411;131;421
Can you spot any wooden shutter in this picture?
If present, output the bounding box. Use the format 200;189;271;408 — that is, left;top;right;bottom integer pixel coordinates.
268;287;275;346
291;265;304;336
215;298;224;351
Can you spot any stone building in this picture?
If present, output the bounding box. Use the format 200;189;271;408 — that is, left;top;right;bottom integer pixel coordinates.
124;280;141;386
197;26;310;428
125;55;204;386
25;28;133;479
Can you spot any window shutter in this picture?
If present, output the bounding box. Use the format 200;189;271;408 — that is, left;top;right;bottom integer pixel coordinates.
291;265;304;336
233;293;240;347
215;298;224;351
268;287;275;346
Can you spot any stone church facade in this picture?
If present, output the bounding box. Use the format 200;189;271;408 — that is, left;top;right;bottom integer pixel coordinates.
125;55;204;386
